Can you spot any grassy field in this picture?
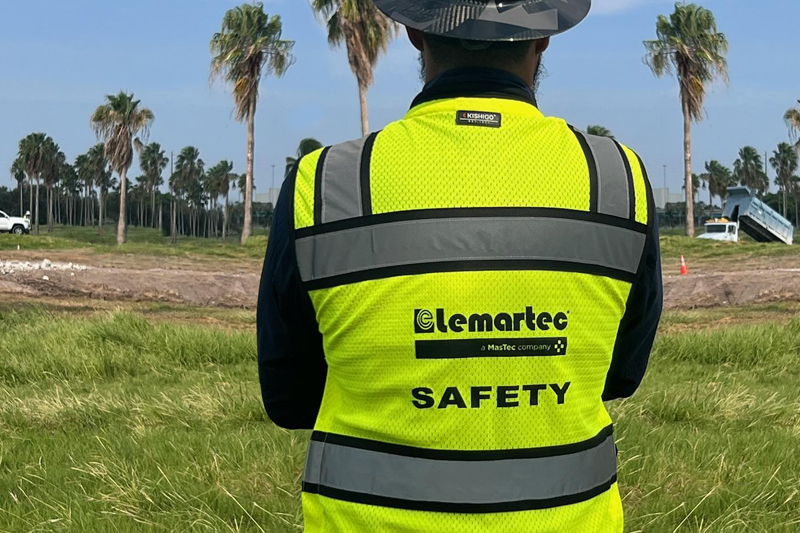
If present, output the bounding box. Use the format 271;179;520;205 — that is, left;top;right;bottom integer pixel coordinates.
4;225;800;269
0;226;268;261
1;303;799;532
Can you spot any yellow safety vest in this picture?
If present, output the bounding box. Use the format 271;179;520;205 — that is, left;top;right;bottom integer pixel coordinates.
292;95;652;533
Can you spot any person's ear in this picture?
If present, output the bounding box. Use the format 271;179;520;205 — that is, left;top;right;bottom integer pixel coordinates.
407;27;425;53
534;37;551;55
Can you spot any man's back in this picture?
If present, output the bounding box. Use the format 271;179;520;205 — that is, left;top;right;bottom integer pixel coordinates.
258;68;661;532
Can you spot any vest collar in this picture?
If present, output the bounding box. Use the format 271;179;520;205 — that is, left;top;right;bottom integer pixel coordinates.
410;67;538;110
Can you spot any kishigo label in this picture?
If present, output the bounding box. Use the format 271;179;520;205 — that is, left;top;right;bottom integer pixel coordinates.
456;110;502;128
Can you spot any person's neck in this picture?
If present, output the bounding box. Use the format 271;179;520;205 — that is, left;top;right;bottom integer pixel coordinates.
424;62;536;86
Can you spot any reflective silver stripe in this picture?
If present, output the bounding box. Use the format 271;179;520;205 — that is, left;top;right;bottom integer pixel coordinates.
296;217;646;283
582;133;630;219
320;137;368;224
304;433;617;506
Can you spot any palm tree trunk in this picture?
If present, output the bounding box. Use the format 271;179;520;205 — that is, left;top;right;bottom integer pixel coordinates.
151;189;156;228
28;181;33;223
783;183;788;218
170;195;177;245
359;82;369;137
223;190;229;242
99;190;105;234
19;184;23;217
681;95;695;237
48;186;53;233
242;98;256;244
117;169;127;245
34;176;40;235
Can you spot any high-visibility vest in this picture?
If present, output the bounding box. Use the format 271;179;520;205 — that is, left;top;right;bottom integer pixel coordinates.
292;96;652;533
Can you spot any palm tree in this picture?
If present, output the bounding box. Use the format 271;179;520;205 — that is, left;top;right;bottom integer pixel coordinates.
703;160;733;210
236;173;248;203
40;137;66;233
210;2;294;244
139;142;168;228
311;0;396;136
785;101;800;151
17;133;48;235
644;3;728;237
285;137;323;178
770;143;799;218
172;147;205;238
11;158;25;216
85;144;109;233
734;146;768;196
90;91;154;245
207;160;236;241
586;125;615;139
60;161;80;226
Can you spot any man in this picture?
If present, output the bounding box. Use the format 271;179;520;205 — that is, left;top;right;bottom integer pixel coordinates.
258;1;663;531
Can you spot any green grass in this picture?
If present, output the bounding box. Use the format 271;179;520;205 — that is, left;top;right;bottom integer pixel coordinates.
0;225;268;261
1;306;799;532
660;235;800;264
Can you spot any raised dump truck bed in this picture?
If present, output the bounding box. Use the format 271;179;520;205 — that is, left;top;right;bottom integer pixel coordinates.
722;187;794;245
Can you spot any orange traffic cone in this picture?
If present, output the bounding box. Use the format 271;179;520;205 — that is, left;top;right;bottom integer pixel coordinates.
680;255;689;276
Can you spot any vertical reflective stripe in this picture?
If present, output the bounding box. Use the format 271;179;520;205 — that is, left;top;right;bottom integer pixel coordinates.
583;134;631;220
613;141;637;221
321;137;368;224
569;127;598;212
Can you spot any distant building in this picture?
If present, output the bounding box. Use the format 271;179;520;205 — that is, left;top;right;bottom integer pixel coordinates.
652;188;684;210
254;188;281;207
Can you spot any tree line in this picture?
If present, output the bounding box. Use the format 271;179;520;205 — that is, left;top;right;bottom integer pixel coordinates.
5;1;393;245
6;2;800;242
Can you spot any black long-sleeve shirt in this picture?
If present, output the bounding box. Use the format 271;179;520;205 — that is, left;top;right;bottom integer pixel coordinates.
257;69;664;429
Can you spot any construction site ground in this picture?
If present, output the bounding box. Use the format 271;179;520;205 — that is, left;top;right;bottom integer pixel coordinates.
2;240;800;312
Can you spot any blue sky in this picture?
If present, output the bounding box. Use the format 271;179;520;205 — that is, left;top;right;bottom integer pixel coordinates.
1;0;797;195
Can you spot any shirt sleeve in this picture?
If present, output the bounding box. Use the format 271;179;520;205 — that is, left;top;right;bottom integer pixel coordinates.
602;172;664;402
257;167;327;429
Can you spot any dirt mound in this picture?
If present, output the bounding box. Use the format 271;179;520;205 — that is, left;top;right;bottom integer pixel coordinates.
1;265;259;308
663;269;800;309
3;251;800;311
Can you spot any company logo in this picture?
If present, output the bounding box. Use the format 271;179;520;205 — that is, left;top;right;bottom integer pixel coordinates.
413;307;569;335
456;110;502;128
414;309;435;334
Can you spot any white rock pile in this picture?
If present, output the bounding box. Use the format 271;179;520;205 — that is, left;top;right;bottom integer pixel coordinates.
0;259;89;275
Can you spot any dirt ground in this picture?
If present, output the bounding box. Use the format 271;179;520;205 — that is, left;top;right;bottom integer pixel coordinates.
0;249;261;309
2;248;800;311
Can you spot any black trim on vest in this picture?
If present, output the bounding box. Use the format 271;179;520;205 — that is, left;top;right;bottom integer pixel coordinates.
360;132;379;216
568;126;599;213
303;475;617;514
313;146;331;226
310;425;614;462
303;259;637;291
614;141;637;221
295;206;647;240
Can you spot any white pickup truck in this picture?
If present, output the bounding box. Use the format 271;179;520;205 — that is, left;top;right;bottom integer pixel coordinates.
0;211;31;235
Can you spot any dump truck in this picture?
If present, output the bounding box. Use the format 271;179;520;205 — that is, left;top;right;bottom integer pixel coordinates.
715;187;794;245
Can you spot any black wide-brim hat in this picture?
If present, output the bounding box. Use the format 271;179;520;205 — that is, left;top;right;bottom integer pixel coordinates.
373;0;592;41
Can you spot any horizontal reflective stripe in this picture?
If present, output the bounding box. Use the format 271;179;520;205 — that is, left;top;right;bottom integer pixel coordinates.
303;428;618;513
296;217;646;286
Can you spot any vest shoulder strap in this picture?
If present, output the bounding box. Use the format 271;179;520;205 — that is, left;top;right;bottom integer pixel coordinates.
297;133;379;229
570;128;649;225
